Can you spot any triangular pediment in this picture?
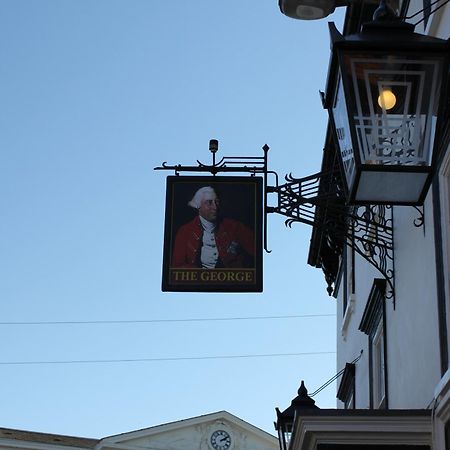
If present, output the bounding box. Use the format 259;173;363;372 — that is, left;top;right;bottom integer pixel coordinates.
97;411;277;450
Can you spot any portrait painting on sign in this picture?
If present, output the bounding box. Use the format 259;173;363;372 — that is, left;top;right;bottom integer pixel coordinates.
161;176;263;292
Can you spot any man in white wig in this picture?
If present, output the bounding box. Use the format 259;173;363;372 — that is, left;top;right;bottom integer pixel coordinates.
172;186;255;268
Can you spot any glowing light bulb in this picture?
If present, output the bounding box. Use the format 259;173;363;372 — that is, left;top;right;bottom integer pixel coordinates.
378;88;396;110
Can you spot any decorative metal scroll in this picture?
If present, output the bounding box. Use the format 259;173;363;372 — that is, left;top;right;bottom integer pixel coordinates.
266;172;395;299
413;205;425;229
154;143;269;176
346;205;394;300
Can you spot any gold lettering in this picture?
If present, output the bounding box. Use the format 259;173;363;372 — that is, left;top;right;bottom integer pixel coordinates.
195;270;255;283
173;271;198;282
200;271;209;281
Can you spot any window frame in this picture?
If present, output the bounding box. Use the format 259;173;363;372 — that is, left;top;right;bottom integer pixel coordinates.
372;320;386;408
440;151;450;338
359;278;388;409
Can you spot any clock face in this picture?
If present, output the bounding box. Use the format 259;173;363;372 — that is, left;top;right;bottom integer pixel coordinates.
210;430;232;450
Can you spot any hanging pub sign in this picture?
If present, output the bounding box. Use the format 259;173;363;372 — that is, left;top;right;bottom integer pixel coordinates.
161;176;263;292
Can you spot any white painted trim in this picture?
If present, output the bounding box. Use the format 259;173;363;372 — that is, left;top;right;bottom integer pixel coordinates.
439;149;450;350
372;321;386;408
433;368;450;450
341;294;355;342
290;414;431;450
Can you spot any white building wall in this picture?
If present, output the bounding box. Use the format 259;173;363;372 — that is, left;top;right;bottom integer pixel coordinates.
387;198;441;408
427;0;450;395
427;3;450;40
336;254;380;409
336;198;442;409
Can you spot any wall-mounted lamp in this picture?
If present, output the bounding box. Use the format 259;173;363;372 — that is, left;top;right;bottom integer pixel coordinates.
323;16;450;205
278;0;351;20
279;0;450;205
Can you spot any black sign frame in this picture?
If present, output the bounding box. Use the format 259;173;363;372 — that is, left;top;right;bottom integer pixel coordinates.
162;176;263;292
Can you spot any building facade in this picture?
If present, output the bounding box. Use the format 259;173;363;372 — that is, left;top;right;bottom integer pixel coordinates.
276;1;450;450
0;411;278;450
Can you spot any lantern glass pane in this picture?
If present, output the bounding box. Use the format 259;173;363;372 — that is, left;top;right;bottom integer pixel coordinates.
344;52;445;169
356;171;429;203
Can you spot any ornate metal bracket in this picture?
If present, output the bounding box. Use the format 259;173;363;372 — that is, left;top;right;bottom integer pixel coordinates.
413;205;425;231
155;141;272;252
266;172;395;299
154;139;269;176
155;141;395;297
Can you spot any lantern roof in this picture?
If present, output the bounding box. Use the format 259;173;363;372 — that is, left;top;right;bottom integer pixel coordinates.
329;19;450;51
324;18;450;114
276;381;319;426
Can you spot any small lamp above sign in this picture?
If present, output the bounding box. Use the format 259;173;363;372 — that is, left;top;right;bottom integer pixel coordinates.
323;13;450;205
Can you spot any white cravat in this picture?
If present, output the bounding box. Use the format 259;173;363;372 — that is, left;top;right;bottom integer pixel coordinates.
199;216;218;268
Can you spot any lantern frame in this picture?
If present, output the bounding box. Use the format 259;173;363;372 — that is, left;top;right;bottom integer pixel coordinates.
324;19;450;205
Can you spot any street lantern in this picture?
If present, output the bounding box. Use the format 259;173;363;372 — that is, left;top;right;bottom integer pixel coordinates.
324;16;450;205
274;381;318;450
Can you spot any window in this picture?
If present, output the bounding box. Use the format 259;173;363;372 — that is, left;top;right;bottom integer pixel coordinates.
359;278;388;409
372;321;386;407
341;245;349;316
440;151;450;322
435;145;450;374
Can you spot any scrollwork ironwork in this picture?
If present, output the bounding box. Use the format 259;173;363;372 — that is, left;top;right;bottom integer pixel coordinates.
266;172;395;299
413;205;425;229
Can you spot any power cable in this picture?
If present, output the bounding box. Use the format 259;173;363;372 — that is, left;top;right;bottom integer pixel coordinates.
0;351;336;366
404;0;450;26
0;314;335;326
310;350;363;397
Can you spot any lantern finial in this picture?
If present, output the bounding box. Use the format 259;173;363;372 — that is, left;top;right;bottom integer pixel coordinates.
373;0;397;22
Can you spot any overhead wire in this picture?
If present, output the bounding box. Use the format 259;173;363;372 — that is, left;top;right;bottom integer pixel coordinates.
0;351;336;366
310;350;363;397
0;313;335;326
404;0;450;26
0;314;335;365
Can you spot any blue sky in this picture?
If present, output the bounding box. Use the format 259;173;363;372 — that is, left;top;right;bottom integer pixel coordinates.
0;0;344;439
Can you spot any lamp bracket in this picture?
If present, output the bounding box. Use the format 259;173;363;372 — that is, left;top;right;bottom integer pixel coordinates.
266;171;395;299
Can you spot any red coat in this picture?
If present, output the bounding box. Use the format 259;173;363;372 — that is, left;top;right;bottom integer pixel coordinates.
172;216;255;268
